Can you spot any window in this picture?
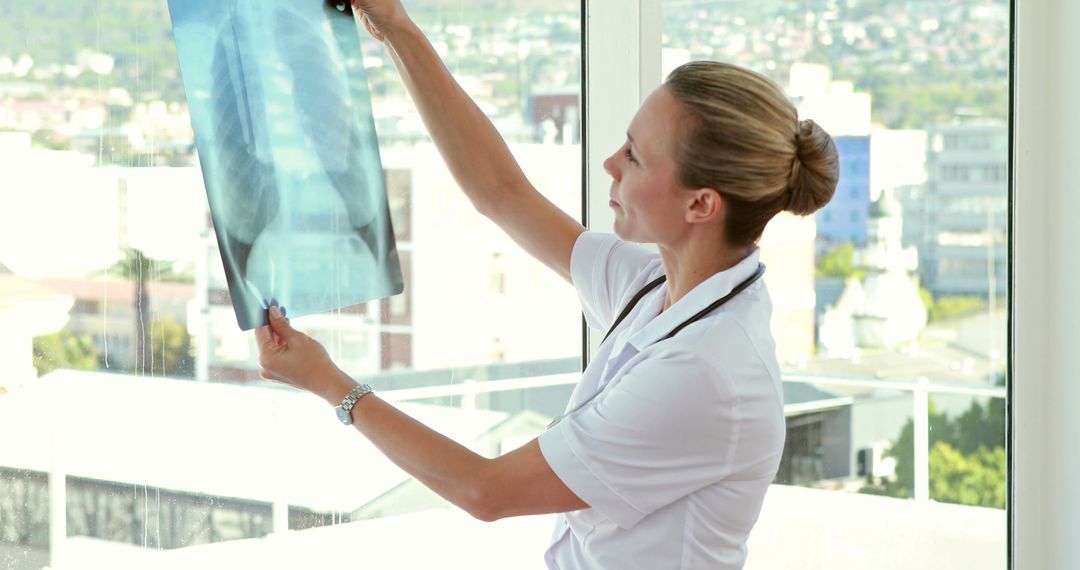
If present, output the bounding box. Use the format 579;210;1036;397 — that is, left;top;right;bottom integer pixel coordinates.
942;164;973;182
1;0;581;566
1;0;1025;566
663;0;1008;566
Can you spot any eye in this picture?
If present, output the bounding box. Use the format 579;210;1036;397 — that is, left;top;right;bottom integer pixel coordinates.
624;147;639;165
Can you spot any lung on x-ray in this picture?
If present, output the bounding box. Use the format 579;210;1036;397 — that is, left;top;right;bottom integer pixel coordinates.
167;0;404;330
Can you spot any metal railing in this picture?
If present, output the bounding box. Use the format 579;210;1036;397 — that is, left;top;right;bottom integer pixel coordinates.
382;370;1007;503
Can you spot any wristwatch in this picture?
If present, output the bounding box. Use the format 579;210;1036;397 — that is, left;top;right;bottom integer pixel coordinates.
334;383;374;425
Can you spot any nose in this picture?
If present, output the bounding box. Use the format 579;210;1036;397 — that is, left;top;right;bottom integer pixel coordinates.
603;148;620;180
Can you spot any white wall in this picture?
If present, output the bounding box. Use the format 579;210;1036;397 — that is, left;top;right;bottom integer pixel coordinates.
1013;0;1080;567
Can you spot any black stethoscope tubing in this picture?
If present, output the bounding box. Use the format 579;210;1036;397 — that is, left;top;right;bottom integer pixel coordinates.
546;262;766;430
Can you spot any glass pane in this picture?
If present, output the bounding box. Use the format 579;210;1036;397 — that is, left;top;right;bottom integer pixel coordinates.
663;0;1008;566
0;0;581;567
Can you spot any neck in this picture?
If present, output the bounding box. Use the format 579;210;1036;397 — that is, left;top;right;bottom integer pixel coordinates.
657;237;752;313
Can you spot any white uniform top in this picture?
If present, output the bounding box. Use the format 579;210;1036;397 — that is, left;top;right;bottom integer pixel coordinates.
537;231;786;569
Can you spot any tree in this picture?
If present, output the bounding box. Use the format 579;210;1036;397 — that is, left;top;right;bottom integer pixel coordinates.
126;248;154;376
863;394;1006;509
86;249;196;378
928;441;1006;509
952;397;1006;454
32;328;99;376
816;243;863;279
920;289;1001;323
97;251;194;284
142;317;194;378
928;295;986;322
918;287;934;314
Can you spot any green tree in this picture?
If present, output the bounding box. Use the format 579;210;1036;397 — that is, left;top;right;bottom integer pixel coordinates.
93;249;195;377
816;243;863;279
32;328;100;376
142;317;194;378
865;395;1006;509
928;441;1007;509
918;287;934;314
929;296;986;322
874;399;954;499
97;251;194;284
952;397;1006;454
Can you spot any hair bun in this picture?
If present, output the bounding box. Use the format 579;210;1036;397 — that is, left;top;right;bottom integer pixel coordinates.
785;119;839;216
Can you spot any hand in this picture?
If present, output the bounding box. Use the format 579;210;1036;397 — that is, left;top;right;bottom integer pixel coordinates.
350;0;411;43
254;306;343;402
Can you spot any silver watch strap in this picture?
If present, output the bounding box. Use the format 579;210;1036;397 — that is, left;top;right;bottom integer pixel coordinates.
340;383;374;414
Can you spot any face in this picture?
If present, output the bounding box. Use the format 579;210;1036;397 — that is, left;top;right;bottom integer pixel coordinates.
603;86;719;245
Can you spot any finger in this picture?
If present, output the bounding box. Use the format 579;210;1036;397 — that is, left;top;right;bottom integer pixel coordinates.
357;13;383;41
270;329;286;348
254;324;275;351
268;306;296;341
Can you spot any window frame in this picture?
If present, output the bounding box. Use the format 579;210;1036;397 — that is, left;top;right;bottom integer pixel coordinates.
582;0;663;363
13;0;1079;566
582;1;1080;569
1012;0;1079;568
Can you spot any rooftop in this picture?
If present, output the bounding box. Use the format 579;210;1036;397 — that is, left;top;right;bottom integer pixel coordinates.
0;370;514;513
49;485;1005;570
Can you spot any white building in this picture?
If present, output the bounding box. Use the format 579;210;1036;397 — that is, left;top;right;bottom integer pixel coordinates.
819;190;927;356
0;369;552;563
0;134;583;383
759;213;818;367
199;143;583;381
869;128;928;203
0;265;72;390
787;63;872;138
914;122;1008;300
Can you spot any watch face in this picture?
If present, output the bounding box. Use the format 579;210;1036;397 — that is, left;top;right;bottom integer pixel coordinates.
335;406;352;425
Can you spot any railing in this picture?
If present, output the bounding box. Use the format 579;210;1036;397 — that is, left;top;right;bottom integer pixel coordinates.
382;370;1008;503
19;369;1005;566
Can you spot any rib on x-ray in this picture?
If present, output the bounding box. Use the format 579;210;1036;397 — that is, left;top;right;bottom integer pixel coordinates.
168;0;403;330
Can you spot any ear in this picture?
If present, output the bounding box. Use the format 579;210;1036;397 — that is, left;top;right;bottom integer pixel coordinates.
685;188;724;225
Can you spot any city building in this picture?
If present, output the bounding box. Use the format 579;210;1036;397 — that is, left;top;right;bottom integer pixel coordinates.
196;142;583;382
817;136;871;245
7;0;1072;566
0;370;552;563
869;128;927;203
786;63;873;248
41;277;194;373
904;122;1008;300
758;213;818;367
528;87;580;144
0;264;71;390
818;190;927;357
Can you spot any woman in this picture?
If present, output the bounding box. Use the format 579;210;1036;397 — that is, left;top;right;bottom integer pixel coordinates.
255;0;839;567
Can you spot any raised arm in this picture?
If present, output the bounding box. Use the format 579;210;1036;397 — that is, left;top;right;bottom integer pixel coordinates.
354;1;585;283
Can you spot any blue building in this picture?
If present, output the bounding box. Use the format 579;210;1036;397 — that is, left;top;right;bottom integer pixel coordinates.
816;136;870;245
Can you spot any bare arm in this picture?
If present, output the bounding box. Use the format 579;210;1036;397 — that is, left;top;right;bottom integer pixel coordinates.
329;374;588;521
255;312;588;521
365;6;585;283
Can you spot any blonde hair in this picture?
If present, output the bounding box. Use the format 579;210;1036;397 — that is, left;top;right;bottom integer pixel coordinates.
664;61;839;246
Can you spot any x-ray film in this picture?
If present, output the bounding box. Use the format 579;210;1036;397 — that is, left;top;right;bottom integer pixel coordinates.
167;0;403;330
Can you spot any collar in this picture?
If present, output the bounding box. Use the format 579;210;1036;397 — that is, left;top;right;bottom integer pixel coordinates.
627;247;762;351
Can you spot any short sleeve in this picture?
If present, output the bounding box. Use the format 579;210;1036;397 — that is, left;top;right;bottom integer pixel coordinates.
570;231;661;333
537;349;739;529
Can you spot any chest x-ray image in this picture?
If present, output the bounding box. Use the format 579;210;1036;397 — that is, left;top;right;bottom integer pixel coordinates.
168;0;404;330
